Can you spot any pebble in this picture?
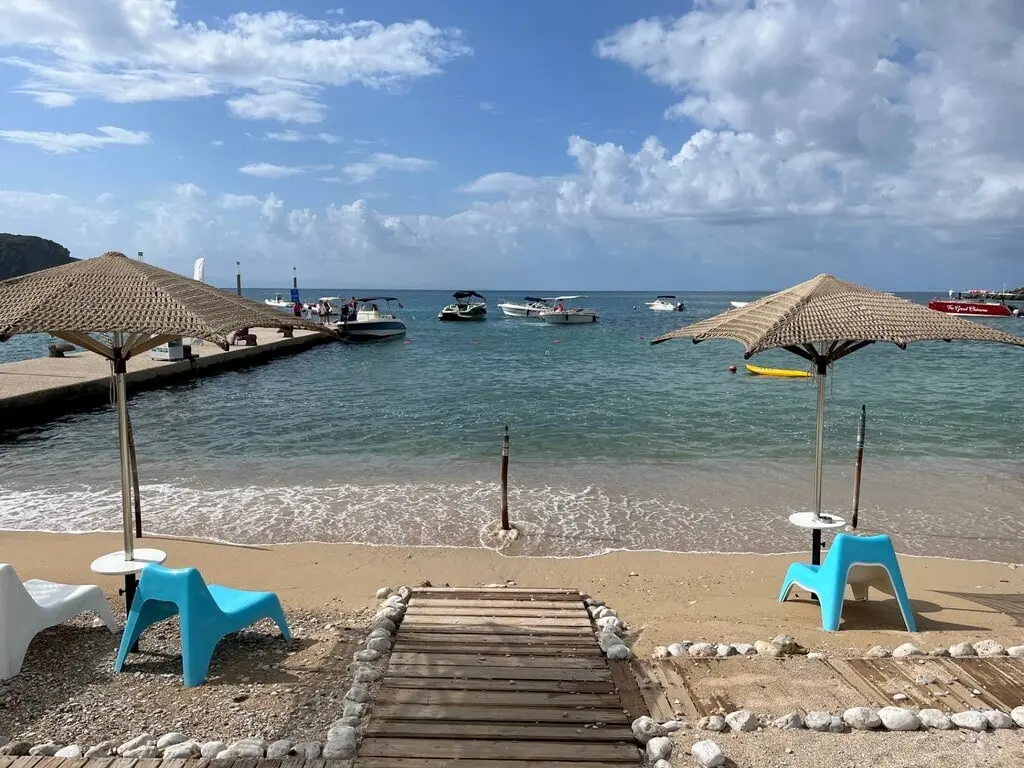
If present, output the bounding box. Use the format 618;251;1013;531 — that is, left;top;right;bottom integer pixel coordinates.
596;616;625;633
397;585;412;600
949;642;976;657
293;741;323;759
892;693;909;702
29;743;61;757
653;760;673;768
691;739;726;768
117;734;151;755
645;736;673;761
929;646;951;657
345;685;372;703
843;707;881;730
865;645;891;658
122;745;159;758
973;639;1006;657
919;709;954;730
267;740;295;759
715;643;737;657
753;640;782;657
807;651;826;660
732;642;756;656
201;741;228;758
375;586;393;599
828;715;847;733
773;712;804;729
323;725;358;759
0;743;30;757
343;701;370;720
803;711;832;732
156;732;188;749
771;634;801;654
606;644;631;660
367;627;392;640
653;646;671;659
662;720;687;732
54;746;82;758
371;617;397;633
163;741;200;759
984;710;1014;729
667;642;691;657
725;710;758;733
699;715;727;733
951;711;989;732
892;643;925;658
688;642;717;658
915;675;938;685
366;636;392;652
84;740;118;758
355;667;383;684
631;716;665;745
877;706;921;731
1007;645;1024;658
354;649;381;662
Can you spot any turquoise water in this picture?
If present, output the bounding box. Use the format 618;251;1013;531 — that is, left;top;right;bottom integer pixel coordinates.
1;290;1023;561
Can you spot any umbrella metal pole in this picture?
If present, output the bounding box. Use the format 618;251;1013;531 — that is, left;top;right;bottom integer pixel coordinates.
114;342;142;652
852;404;866;529
811;356;827;565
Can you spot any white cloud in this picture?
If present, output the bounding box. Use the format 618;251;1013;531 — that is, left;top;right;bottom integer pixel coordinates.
478;101;499;112
227;91;325;124
266;130;342;144
211;140;225;147
0;3;471;124
219;193;261;209
238;163;308;178
0;126;150;154
341;152;437;182
459;172;544;195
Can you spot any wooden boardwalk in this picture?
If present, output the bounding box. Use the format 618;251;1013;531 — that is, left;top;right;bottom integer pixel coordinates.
355;587;642;768
2;760;330;768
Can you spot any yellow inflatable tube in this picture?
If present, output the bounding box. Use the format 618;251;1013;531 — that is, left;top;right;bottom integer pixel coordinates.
746;363;812;379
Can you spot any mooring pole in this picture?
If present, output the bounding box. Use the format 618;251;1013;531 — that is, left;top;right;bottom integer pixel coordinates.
235;261;242;296
851;404;866;528
292;266;298;290
500;425;510;531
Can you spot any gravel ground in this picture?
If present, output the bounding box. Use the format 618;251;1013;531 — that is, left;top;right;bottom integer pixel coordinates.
0;598;376;747
674;729;1024;768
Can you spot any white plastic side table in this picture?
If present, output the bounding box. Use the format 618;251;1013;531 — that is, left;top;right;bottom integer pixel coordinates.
91;548;167;653
788;512;846;566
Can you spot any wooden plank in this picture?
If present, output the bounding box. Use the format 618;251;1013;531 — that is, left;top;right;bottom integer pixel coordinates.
631;662;675;721
357;738;639;763
355;759;636;768
410;598;581;611
402;615;592;629
393;642;602;658
379;676;617;694
972;659;1024;707
362;720;634;742
132;760;162;768
652;660;701;720
396;631;599;647
935;659;1003;710
159;760;189;768
607;660;648;722
942;659;1015;711
58;760;90;768
411;587;580;597
6;760;42;768
388;652;600;669
395;626;598;638
106;760;138;768
828;659;888;707
387;664;612;682
860;659;933;709
376;687;623;708
0;758;15;768
410;606;589;619
372;703;626;724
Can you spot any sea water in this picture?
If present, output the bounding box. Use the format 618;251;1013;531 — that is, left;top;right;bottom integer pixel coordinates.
1;290;1022;561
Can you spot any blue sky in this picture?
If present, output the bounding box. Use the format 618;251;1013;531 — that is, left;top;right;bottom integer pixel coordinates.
0;1;1022;291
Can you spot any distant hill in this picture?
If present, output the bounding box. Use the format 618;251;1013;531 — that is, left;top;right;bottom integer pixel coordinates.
0;233;76;280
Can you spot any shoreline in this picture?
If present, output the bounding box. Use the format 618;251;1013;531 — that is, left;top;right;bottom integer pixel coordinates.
4;531;1022;657
1;525;1022;567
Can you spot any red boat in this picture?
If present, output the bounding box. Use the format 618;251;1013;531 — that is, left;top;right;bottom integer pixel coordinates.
928;298;1019;317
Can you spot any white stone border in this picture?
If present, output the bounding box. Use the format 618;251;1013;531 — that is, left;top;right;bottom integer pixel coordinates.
585;596;632;659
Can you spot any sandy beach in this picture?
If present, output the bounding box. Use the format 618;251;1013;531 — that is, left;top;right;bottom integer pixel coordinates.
4;531;1022;655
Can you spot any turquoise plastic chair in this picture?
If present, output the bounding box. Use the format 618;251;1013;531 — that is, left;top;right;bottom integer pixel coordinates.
114;564;290;687
778;533;916;632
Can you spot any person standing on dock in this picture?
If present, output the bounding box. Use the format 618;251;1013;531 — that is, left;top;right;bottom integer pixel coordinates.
292;300;302;318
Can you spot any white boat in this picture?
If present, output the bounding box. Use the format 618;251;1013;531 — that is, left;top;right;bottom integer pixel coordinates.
730;300;749;308
310;296;344;319
497;296;555;317
328;297;407;340
646;295;684;312
539;296;599;324
439;291;487;321
265;293;292;309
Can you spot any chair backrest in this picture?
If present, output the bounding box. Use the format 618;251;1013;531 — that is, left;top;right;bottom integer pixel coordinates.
822;533;898;578
136;564;219;617
0;564;37;617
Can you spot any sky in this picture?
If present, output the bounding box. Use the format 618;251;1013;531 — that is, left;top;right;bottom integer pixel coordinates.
0;0;1022;291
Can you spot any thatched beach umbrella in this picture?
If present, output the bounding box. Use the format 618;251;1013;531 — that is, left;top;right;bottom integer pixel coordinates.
0;250;329;572
652;274;1024;554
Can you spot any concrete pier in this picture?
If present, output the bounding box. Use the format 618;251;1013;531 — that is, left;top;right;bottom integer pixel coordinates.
0;328;333;429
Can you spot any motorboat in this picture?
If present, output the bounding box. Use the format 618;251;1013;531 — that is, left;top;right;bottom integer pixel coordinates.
646;295;684;312
730;301;749;309
929;290;1020;317
328;297;407;340
265;293;292;309
310;296;344;319
439;291;487;321
539;296;599;324
497;296;555;317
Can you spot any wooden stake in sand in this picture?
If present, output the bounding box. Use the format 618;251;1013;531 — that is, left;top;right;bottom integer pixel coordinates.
500;425;510;531
852;404;866;529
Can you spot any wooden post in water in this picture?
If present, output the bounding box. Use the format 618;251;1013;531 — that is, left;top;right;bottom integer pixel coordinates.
500;425;510;531
851;404;866;529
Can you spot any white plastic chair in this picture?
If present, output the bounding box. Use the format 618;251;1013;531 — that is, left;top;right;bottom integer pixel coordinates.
0;563;117;679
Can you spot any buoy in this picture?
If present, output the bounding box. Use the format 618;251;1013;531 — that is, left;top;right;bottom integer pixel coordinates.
728;364;737;373
553;340;561;344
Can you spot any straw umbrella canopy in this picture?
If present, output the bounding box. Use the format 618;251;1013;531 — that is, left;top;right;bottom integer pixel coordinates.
0;250;330;567
651;274;1024;535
